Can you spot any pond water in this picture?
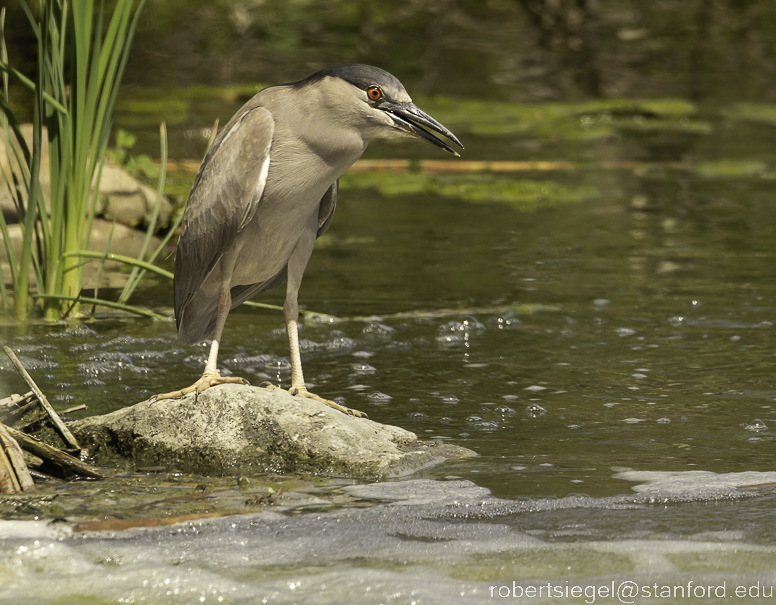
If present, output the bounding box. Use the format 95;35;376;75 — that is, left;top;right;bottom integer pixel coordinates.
2;98;776;602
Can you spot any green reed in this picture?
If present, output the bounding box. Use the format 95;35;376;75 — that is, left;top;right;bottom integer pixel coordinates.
0;0;151;321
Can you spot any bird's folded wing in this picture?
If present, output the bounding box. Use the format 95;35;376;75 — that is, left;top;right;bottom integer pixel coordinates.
316;179;338;238
174;106;274;319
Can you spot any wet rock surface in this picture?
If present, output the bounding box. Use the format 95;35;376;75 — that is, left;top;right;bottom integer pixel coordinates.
70;384;475;478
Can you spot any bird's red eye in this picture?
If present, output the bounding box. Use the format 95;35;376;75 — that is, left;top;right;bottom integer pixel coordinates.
367;86;382;101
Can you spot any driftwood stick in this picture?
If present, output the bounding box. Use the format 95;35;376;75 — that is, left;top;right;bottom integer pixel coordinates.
4;425;105;480
0;441;21;493
59;404;88;415
0;423;34;491
2;346;80;450
0;392;33;408
14;404;89;433
1;397;40;426
0;392;37;423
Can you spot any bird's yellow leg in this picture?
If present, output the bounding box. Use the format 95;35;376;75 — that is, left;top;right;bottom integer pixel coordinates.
155;282;249;401
154;337;249;401
261;300;367;418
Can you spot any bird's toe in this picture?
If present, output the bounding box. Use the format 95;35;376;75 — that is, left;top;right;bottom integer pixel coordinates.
154;373;250;402
262;383;368;418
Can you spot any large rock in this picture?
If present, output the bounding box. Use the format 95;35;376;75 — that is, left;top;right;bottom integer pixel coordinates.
96;163;172;229
70;384;475;478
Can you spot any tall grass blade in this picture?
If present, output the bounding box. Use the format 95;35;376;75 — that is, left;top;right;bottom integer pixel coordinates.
1;0;150;321
119;121;167;304
34;294;168;320
64;251;173;280
91;219;116;318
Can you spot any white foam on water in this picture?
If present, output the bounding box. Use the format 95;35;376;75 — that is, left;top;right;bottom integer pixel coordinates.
0;520;73;540
2;472;776;604
614;469;776;499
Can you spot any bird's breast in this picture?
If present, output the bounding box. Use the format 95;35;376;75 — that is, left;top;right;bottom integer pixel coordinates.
229;144;358;287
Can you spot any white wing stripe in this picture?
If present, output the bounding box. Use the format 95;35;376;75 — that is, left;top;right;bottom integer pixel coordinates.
238;153;270;232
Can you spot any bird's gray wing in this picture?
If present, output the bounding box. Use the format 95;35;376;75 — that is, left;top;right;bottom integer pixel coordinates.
227;180;339;309
316;179;338;238
174;106;274;324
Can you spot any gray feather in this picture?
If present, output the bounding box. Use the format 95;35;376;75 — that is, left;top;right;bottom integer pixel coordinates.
174;105;274;336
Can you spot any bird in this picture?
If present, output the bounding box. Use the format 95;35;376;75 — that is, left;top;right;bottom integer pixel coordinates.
154;64;463;416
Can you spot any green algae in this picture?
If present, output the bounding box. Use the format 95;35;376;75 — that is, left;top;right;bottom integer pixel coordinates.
723;102;776;126
420;96;705;140
339;172;597;210
692;160;776;179
0;471;339;525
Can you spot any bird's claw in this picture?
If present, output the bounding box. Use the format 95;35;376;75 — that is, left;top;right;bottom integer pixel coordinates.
154;373;250;402
261;382;368;418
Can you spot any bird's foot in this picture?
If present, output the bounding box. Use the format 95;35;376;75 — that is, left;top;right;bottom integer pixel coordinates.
153;372;250;401
261;383;368;418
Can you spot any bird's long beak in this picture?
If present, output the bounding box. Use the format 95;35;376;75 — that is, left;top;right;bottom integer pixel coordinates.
380;101;464;157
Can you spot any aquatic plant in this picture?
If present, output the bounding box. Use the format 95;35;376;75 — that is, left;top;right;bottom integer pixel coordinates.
0;0;161;321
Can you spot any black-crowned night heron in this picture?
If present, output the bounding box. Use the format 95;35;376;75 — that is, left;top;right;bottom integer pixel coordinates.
155;64;463;416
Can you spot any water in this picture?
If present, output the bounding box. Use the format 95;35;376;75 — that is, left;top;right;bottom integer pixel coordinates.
3;102;776;600
2;475;776;604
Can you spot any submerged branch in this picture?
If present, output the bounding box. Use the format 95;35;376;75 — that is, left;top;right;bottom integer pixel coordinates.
4;425;106;480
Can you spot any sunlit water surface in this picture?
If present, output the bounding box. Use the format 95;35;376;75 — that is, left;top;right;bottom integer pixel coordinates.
2;111;776;602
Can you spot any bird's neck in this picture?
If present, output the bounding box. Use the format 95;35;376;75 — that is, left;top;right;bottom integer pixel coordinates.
263;84;369;170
